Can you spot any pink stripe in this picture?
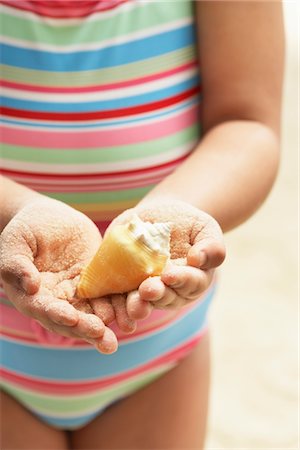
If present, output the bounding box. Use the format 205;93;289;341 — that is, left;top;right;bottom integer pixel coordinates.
0;303;33;337
1;0;128;18
2;106;198;149
1;63;197;93
4;163;179;186
0;331;205;395
0;295;206;347
18;176;166;192
14;168;185;192
1;154;188;178
0;302;180;344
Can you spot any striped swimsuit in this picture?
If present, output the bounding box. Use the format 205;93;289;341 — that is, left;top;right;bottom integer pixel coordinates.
0;0;214;429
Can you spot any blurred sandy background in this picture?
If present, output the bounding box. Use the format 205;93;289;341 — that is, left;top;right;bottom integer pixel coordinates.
205;2;298;448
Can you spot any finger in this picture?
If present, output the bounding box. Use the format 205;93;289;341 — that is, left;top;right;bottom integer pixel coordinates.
35;319;104;344
0;254;41;295
189;215;225;270
95;327;118;354
34;307;105;341
138;276;165;302
187;240;225;270
35;320;82;340
139;277;178;308
150;285;178;308
156;295;188;310
71;311;105;339
23;295;79;327
68;299;94;314
161;265;213;300
41;300;105;340
126;290;153;320
111;295;137;334
90;297;115;325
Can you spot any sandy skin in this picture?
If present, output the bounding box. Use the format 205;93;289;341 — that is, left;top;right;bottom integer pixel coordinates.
0;196;225;345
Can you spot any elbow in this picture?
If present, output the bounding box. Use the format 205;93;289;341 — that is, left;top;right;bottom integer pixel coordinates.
254;121;281;194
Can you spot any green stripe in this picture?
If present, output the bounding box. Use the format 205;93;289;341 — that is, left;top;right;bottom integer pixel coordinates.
1;366;170;415
0;296;13;307
45;186;152;204
0;45;196;86
1;2;194;45
2;125;199;164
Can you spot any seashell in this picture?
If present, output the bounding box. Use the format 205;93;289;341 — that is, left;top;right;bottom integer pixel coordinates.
76;215;170;299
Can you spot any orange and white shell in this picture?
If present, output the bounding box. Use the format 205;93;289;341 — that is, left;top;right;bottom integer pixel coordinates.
76;215;170;299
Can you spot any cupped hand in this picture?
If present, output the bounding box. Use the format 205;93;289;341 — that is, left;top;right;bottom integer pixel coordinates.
97;199;225;333
0;197;117;354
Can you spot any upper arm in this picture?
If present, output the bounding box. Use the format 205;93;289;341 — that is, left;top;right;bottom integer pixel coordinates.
196;1;285;134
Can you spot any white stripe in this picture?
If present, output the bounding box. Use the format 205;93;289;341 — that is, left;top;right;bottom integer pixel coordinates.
0;1;140;27
0;17;192;52
2;67;197;102
1;101;197;132
1;141;197;174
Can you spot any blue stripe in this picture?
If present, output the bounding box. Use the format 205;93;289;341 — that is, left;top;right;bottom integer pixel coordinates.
0;289;213;381
35;398;122;430
0;25;195;71
1;76;199;112
0;97;199;128
36;410;102;430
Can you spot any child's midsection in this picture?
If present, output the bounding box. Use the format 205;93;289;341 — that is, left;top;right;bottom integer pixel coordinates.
1;1;201;230
0;282;214;347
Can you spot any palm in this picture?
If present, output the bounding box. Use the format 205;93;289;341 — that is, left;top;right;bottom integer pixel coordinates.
15;199;101;298
108;200;214;262
103;199;225;323
0;198;119;353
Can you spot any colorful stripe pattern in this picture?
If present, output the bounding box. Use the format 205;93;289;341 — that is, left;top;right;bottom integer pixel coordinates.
0;0;208;430
0;284;214;429
0;0;201;232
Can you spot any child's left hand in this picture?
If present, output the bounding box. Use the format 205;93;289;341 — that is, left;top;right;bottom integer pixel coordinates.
92;199;226;334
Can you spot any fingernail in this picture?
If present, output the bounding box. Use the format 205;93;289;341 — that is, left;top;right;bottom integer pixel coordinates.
98;340;118;354
188;247;207;269
199;250;207;267
122;319;137;334
97;329;118;354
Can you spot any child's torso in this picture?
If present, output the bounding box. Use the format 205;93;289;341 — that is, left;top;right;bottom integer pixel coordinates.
1;0;202;234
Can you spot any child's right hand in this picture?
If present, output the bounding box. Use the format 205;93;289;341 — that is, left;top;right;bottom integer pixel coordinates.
0;196;118;354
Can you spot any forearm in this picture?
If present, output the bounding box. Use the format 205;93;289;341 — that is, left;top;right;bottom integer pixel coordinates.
140;120;280;232
0;176;41;232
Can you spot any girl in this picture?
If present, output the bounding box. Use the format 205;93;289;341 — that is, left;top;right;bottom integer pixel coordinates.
0;1;284;449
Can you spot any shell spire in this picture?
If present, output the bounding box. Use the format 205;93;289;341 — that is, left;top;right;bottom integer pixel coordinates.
76;215;171;299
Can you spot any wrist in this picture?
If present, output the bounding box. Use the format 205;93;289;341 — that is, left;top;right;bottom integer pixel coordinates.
0;176;42;232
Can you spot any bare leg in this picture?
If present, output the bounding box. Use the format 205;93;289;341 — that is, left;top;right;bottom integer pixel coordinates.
71;333;210;450
0;390;70;450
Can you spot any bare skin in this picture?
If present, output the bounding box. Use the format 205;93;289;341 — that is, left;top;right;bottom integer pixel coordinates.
0;391;70;450
0;197;118;354
71;334;210;450
0;193;224;338
0;1;284;450
1;335;210;450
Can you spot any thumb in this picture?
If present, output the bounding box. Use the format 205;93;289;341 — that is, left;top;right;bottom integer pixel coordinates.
187;217;226;270
187;239;226;270
0;254;41;295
